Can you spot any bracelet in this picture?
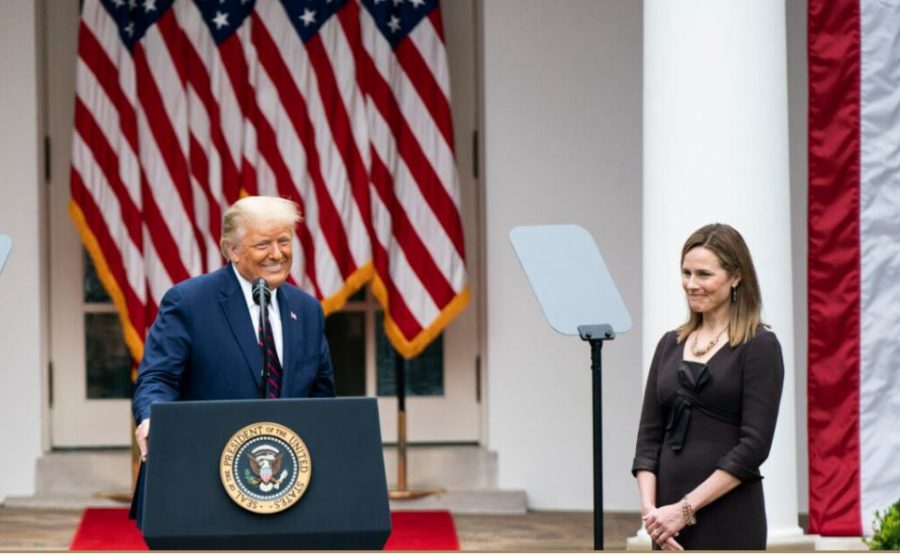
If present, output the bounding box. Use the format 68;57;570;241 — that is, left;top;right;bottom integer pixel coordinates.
681;497;697;526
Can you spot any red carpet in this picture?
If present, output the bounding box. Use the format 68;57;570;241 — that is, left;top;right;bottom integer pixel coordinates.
384;510;459;551
69;509;146;551
69;508;459;551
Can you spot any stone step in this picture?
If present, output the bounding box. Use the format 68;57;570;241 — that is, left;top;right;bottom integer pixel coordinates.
3;489;527;515
813;536;868;551
389;489;527;515
35;450;133;495
3;495;129;510
382;445;498;490
10;445;525;514
33;445;499;496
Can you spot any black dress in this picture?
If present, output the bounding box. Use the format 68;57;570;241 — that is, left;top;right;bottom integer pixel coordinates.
632;329;784;550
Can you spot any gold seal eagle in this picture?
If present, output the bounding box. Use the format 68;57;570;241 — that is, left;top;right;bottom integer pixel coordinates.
220;422;311;514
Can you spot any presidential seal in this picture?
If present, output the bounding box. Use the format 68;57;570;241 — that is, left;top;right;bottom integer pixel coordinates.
219;422;311;514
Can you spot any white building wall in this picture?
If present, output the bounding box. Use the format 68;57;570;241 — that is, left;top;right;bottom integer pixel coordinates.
0;0;47;502
482;0;644;510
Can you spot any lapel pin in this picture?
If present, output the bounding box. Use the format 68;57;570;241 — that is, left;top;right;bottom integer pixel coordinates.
290;311;298;321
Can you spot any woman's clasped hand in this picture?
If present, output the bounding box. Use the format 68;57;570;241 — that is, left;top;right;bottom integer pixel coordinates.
642;504;686;551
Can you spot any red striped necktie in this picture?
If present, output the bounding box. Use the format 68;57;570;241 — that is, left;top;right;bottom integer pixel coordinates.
258;310;283;399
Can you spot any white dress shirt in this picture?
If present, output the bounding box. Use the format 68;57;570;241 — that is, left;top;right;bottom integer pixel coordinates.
231;265;284;364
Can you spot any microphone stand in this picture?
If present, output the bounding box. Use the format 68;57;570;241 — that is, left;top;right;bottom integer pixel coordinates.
253;279;270;399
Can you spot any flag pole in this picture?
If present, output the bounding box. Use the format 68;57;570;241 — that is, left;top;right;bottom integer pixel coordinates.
388;354;443;500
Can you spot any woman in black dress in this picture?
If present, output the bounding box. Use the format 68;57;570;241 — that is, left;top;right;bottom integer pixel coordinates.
633;223;784;550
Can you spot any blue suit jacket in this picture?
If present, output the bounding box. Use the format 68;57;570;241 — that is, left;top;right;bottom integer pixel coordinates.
130;265;334;526
132;264;335;421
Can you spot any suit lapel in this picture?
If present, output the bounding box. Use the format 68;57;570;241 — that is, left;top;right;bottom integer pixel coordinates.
277;287;297;395
218;265;262;386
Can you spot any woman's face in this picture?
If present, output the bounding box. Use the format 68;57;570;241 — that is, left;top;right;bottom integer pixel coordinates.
681;246;740;316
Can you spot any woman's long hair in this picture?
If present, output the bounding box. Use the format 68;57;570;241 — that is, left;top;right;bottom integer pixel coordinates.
675;223;763;346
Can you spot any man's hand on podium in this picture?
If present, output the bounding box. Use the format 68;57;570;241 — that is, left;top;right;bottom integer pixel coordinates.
136;418;150;461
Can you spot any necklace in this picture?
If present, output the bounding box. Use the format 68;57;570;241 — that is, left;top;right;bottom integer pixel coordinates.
690;327;728;357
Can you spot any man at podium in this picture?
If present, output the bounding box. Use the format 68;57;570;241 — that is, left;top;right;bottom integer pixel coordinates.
129;196;336;525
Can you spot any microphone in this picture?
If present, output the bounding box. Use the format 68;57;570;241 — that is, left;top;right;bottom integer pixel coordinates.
252;279;270;398
252;278;271;306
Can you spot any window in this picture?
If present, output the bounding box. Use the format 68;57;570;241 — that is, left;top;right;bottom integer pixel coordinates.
324;287;444;398
83;249;131;399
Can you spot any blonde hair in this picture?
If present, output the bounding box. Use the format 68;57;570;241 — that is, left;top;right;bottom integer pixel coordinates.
219;196;302;258
675;223;763;346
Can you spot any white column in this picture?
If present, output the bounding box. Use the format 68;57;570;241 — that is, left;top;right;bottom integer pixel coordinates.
635;0;808;548
0;0;46;503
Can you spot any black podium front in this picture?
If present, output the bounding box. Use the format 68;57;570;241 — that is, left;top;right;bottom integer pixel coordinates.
141;397;391;550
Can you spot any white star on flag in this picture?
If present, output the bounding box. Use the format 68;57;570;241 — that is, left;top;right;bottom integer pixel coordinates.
143;0;156;12
212;11;229;29
387;15;401;32
410;0;425;7
300;8;316;26
124;22;134;37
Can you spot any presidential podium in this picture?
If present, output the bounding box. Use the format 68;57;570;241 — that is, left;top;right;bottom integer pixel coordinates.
141;397;391;550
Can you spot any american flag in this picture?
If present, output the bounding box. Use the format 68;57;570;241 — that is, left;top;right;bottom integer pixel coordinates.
70;0;468;361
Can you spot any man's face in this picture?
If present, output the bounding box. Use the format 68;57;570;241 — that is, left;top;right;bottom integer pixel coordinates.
228;219;293;289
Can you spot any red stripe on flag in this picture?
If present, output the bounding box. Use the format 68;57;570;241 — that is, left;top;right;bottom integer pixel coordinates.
357;50;466;260
335;1;379;243
187;136;223;250
305;29;373;241
132;40;208;271
156;12;190;85
157;13;231;252
77;23;138;152
334;1;404;311
145;293;159;335
370;152;454;308
251;15;356;280
427;7;446;43
212;36;254;203
381;267;423;340
251;109;324;299
807;0;862;536
241;156;258;197
71;170;145;334
188;135;210;193
394;39;454;149
74;99;143;249
221;24;321;292
140;170;191;286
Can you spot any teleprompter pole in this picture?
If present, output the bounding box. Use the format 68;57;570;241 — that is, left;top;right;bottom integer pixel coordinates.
578;324;615;551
